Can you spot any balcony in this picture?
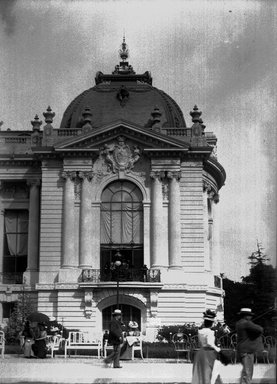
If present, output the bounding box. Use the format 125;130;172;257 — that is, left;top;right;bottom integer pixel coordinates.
81;268;161;283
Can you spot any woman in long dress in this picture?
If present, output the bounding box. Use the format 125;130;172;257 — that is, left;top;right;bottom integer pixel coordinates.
120;321;140;360
191;310;222;384
32;323;48;358
22;321;35;358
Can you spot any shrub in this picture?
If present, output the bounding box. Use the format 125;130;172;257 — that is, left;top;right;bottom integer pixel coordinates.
157;323;199;342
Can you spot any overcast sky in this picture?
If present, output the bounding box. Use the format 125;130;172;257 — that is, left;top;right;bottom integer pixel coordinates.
0;0;276;281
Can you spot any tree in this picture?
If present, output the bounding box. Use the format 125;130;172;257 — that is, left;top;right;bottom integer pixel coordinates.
222;243;277;335
248;241;270;267
5;290;36;343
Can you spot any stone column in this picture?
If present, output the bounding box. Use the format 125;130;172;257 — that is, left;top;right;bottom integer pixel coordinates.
26;179;40;271
203;188;210;271
0;207;4;277
91;201;101;270
61;171;77;268
168;171;182;269
79;171;93;268
211;194;220;275
150;171;165;267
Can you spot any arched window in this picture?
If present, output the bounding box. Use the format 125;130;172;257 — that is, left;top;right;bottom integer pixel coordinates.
100;181;143;274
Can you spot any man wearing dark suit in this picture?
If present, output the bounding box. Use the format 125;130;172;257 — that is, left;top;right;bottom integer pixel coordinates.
104;309;125;368
236;308;263;384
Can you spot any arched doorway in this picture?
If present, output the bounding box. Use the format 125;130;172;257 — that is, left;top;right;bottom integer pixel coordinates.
102;304;141;331
100;181;143;275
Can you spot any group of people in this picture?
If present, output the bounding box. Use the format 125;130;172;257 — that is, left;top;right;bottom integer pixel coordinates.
21;316;65;359
21;321;48;358
191;307;263;384
103;306;264;384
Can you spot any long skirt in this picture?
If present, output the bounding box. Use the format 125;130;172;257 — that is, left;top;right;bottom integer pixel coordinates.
23;339;35;357
32;339;47;358
191;348;223;384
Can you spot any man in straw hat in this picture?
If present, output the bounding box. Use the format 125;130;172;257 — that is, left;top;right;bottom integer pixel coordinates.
236;308;263;384
104;309;125;368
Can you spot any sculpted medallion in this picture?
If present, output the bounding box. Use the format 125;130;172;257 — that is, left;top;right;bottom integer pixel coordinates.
100;136;141;173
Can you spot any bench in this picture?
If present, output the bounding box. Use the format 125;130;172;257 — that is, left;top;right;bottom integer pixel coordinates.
64;331;102;359
0;331;5;358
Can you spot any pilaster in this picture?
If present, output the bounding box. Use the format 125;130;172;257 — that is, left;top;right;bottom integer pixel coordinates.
61;171;77;268
167;171;182;269
150;171;165;268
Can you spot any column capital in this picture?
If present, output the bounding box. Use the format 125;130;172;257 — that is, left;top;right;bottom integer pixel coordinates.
79;171;93;181
61;171;77;181
150;171;165;181
167;171;181;181
26;179;41;187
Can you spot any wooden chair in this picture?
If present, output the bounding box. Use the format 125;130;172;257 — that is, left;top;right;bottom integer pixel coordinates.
0;331;5;358
172;333;191;363
264;336;276;363
255;335;270;364
218;335;236;364
190;335;200;362
230;333;237;363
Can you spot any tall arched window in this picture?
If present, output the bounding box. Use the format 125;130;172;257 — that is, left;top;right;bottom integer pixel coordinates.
100;181;143;273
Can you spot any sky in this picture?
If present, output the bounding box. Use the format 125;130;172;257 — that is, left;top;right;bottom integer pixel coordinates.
0;0;276;281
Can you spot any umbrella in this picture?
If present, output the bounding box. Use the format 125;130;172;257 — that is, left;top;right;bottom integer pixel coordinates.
27;312;50;324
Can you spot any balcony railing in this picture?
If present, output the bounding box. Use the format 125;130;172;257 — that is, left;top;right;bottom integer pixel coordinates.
0;272;24;284
81;268;161;283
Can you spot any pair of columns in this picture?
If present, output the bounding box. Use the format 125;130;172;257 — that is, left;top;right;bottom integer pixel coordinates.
150;171;181;269
61;171;93;269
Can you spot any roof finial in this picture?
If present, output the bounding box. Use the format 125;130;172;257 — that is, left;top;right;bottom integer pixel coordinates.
119;34;129;62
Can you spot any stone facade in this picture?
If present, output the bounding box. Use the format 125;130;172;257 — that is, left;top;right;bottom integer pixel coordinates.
0;42;226;339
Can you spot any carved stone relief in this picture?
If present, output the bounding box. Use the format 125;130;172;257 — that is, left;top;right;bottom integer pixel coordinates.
100;136;141;173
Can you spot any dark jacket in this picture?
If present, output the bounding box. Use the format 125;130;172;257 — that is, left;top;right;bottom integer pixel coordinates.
108;318;124;345
236;318;263;354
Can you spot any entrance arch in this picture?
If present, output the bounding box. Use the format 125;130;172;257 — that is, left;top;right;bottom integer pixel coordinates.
102;304;141;331
97;293;147;334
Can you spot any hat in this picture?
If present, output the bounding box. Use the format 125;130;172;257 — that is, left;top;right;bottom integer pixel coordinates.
112;309;122;316
203;309;216;322
128;321;138;329
238;308;254;316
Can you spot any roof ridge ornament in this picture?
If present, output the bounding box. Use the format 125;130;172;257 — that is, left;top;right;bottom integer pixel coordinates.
113;36;136;75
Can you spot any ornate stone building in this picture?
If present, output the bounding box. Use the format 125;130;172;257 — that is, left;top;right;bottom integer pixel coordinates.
0;40;226;339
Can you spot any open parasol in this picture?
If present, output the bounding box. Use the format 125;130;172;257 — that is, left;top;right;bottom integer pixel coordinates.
27;312;50;324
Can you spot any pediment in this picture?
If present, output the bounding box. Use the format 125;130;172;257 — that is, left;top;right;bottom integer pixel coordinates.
54;120;190;152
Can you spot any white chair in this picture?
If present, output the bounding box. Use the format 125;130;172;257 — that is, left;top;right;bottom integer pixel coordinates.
0;331;5;358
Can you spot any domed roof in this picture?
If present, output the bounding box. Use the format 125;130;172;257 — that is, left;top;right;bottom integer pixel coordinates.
60;39;186;129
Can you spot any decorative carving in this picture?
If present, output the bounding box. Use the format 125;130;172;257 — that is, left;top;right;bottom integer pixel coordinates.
149;290;159;318
100;136;141;173
26;179;41;188
116;85;129;107
167;171;181;181
78;171;93;181
162;182;168;200
84;290;93;318
61;171;77;181
150;171;165;181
